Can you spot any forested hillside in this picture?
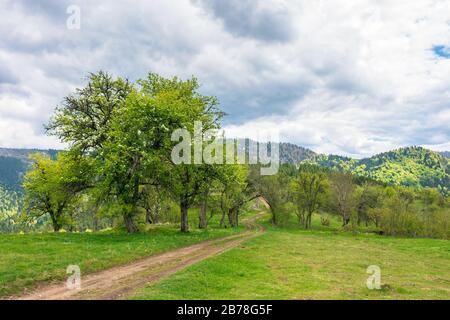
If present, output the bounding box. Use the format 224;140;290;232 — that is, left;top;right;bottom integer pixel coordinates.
0;149;58;232
0;145;447;195
440;151;450;158
0;145;312;190
279;143;316;164
0;148;57;191
0;184;21;232
0;72;448;242
312;146;449;195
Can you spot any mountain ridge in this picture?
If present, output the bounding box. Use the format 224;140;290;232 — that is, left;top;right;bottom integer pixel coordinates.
311;146;449;193
440;151;450;158
0;145;448;193
0;148;57;192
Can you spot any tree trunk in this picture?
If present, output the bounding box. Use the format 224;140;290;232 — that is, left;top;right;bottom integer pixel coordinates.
180;200;189;232
299;209;306;228
50;212;61;232
123;213;138;233
228;208;238;228
124;175;141;233
93;215;99;231
146;208;153;224
231;208;239;227
220;210;226;228
342;216;350;226
227;209;233;226
271;208;277;225
198;200;208;229
52;220;61;232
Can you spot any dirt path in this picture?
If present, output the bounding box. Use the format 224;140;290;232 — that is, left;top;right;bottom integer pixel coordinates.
14;213;266;300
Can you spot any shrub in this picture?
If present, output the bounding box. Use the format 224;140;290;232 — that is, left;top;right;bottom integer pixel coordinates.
320;216;330;226
372;195;450;239
275;202;294;227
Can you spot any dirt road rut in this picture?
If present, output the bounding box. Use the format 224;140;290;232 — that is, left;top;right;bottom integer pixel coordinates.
16;213;265;300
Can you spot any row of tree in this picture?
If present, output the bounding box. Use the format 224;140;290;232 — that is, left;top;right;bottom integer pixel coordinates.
23;72;258;233
257;163;450;239
20;71;449;239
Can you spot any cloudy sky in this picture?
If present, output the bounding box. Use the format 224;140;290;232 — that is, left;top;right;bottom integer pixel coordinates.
1;0;449;157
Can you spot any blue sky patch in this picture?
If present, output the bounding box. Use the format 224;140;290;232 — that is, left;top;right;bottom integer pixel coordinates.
433;45;450;58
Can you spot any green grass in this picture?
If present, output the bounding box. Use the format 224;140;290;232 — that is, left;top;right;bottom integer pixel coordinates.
0;220;242;297
2;208;449;300
130;215;450;300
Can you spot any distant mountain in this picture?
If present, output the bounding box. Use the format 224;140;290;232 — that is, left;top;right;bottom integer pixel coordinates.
439;151;450;158
0;184;20;215
279;143;316;164
0;148;58;191
0;145;447;194
312;146;449;192
0;144;316;190
234;139;316;164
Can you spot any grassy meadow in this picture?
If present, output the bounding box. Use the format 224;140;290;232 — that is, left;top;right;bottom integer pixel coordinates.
1;209;449;300
0;211;243;298
130;214;450;300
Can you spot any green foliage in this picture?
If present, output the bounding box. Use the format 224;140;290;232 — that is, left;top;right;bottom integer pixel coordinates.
280;160;450;239
313;146;449;195
130;220;450;300
23;152;93;231
95;89;173;232
276;202;295;226
136;73;226;232
329;171;356;226
46;71;132;152
278;143;316;164
251;168;289;225
26;71;236;233
375;191;450;239
354;183;384;226
9;71;450;241
215;165;254;228
0;221;240;297
320;215;330;226
291;164;328;229
0;184;21;232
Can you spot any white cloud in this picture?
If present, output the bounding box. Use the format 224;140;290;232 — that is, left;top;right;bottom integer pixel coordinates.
422;141;450;152
0;118;62;149
0;0;449;157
